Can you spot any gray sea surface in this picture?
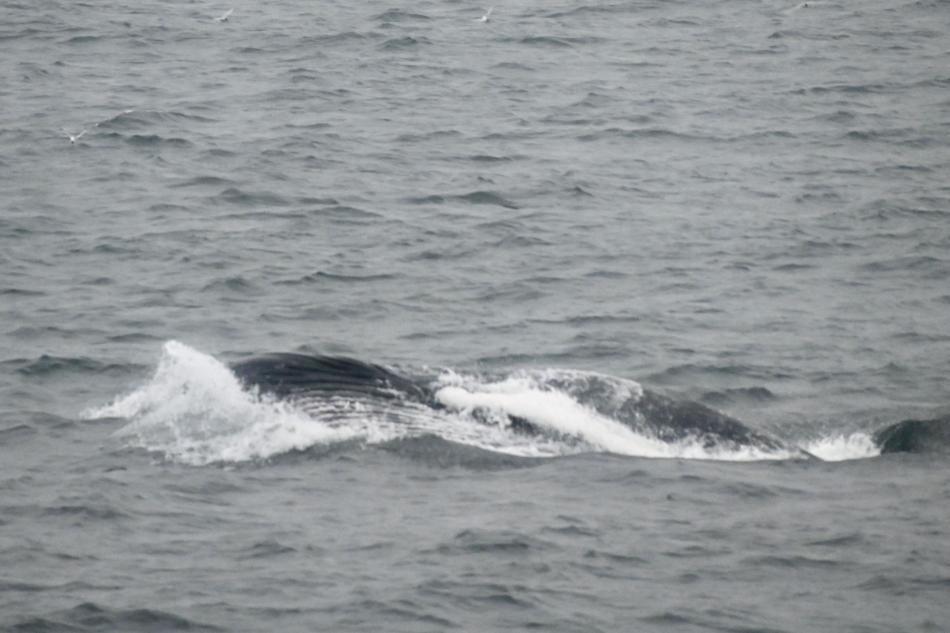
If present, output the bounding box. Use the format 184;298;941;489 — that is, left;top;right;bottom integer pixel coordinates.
2;0;949;631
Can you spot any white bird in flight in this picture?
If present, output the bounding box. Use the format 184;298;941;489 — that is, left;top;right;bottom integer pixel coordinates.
478;7;492;22
63;128;87;144
215;8;233;22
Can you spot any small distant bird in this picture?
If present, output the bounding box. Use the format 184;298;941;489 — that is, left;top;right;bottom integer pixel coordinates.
478;7;492;22
63;128;87;144
215;8;233;22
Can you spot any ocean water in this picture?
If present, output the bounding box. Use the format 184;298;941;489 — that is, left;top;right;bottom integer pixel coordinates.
2;0;950;631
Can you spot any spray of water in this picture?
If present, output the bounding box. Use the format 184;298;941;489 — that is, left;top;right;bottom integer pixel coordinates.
83;341;355;465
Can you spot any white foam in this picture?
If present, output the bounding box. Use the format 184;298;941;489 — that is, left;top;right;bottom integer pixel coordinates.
801;433;880;462
436;367;643;416
83;341;355;465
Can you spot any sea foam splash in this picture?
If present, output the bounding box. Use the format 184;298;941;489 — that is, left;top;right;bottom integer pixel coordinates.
82;341;355;465
801;433;880;461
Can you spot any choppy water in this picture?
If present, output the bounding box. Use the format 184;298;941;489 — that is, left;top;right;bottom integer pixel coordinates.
2;0;949;631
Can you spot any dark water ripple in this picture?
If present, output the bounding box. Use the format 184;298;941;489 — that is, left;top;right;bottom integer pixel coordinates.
11;602;223;633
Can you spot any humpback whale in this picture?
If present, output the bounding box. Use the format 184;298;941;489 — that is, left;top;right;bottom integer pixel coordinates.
230;353;815;458
232;353;950;459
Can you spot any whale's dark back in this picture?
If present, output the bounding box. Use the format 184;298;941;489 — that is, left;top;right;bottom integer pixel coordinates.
231;354;432;403
874;416;950;454
630;390;790;452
